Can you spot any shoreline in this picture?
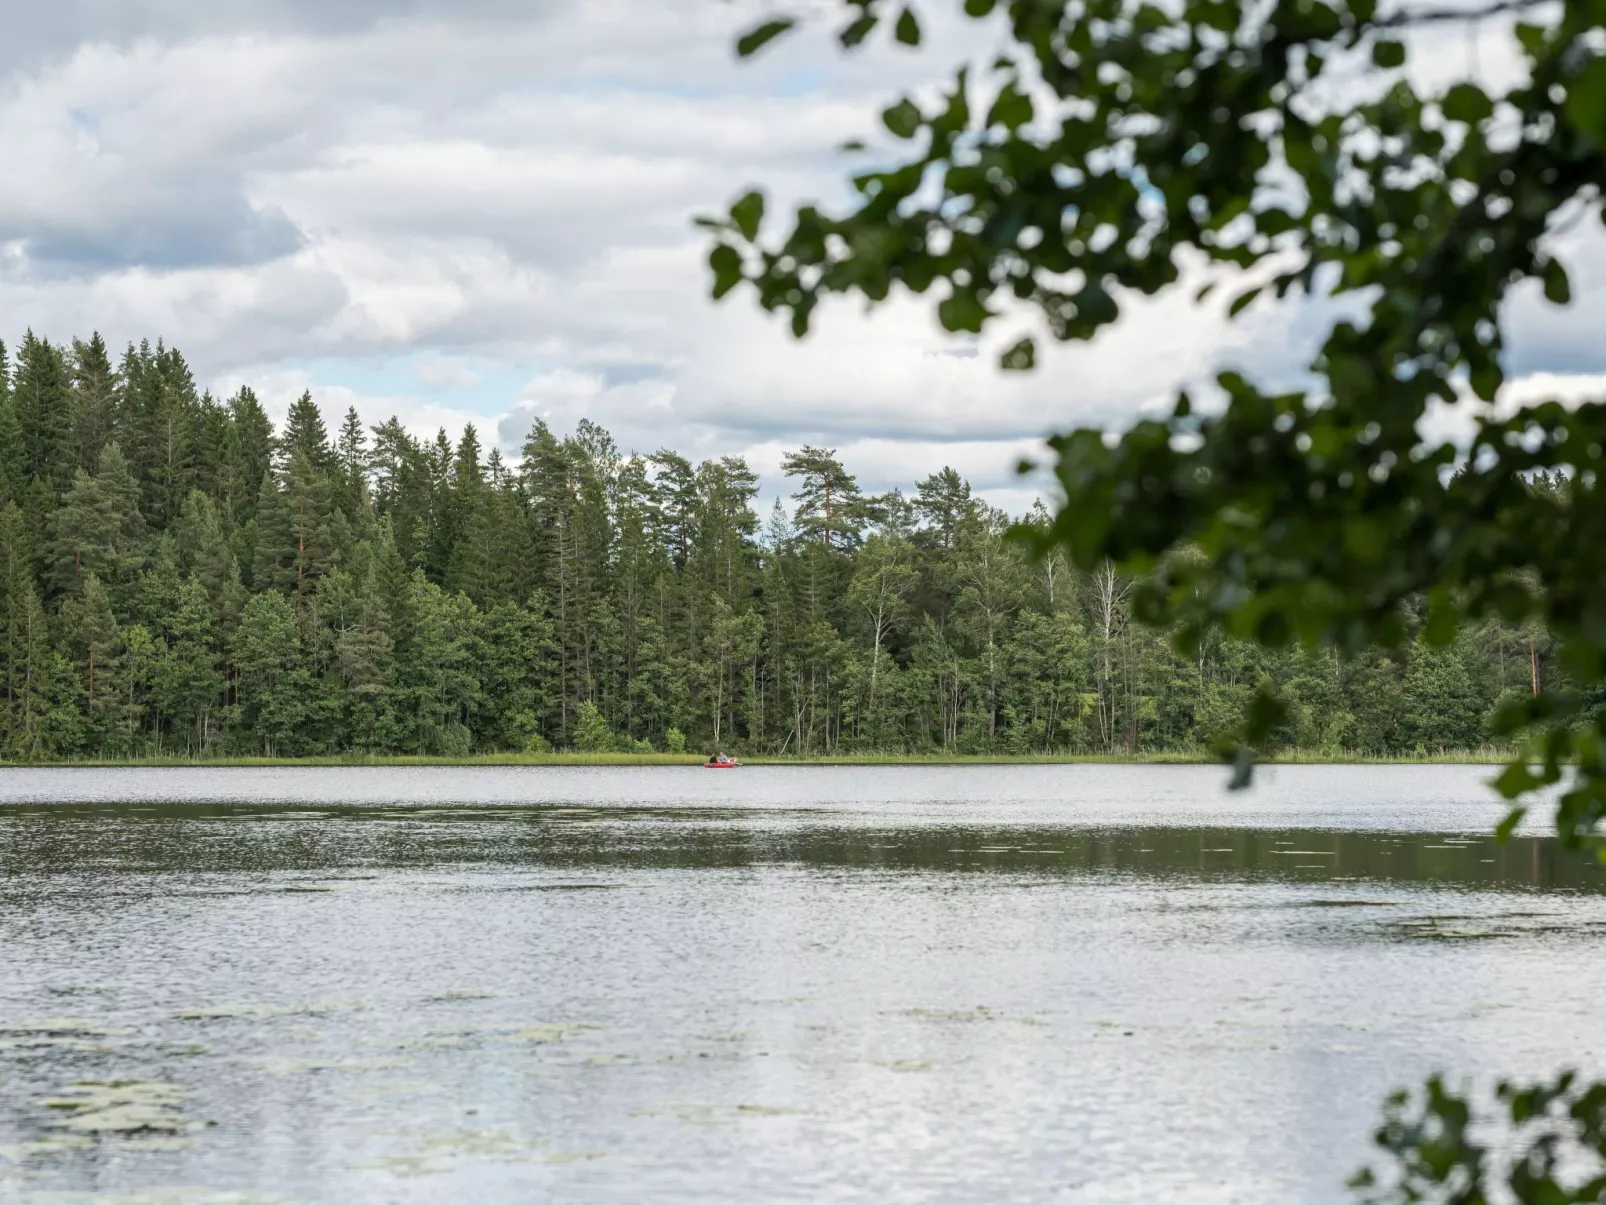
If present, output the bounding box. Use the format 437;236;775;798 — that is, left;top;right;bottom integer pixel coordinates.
0;751;1511;769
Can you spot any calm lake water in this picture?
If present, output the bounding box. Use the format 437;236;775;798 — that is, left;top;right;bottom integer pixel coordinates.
2;764;1604;1204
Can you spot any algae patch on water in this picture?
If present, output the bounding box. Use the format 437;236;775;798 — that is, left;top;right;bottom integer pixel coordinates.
875;1058;937;1073
174;1004;293;1022
176;999;366;1022
0;1134;95;1162
15;1190;295;1204
397;1021;599;1052
895;1006;1046;1027
246;1056;409;1076
356;1127;605;1178
0;1019;135;1050
1;1019;130;1036
637;1103;806;1124
40;1080;202;1134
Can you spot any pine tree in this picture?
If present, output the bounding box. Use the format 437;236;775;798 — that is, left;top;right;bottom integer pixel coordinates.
0;326;1554;761
42;443;147;605
915;467;980;551
782;446;865;553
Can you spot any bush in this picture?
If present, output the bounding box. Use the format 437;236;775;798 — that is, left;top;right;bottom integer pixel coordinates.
524;732;552;754
664;727;686;754
572;701;614;753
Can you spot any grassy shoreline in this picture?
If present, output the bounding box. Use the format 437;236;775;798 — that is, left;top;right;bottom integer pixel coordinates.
1;749;1511;769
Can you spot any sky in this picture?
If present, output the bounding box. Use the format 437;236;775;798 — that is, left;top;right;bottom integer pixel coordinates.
1;0;1601;515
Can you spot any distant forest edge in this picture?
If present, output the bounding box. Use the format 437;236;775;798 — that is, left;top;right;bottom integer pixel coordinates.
0;332;1560;762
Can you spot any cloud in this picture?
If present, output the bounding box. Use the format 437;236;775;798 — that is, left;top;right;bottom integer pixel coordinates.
413;351;482;391
0;1;1600;518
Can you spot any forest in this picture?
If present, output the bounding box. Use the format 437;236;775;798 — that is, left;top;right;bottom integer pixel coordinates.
0;330;1554;761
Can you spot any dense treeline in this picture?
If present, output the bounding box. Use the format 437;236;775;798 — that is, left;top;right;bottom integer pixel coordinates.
0;331;1553;760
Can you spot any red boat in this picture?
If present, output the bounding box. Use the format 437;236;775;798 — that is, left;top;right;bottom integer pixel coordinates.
703;757;740;768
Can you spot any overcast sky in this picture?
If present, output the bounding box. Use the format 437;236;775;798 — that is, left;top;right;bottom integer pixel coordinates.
1;1;1600;514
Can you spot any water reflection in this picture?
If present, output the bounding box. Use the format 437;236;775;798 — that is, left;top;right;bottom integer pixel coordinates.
0;803;1599;892
5;770;1606;1205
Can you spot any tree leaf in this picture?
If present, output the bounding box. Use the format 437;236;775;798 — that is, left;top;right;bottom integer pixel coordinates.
709;244;743;299
736;18;796;59
1543;258;1571;305
1228;286;1262;317
895;6;921;46
1441;82;1492;126
881;99;923;139
1564;59;1606;138
986;81;1032;130
1372;39;1405;69
1494;805;1527;842
999;336;1036;371
730;191;765;243
937;288;990;333
840;14;877;48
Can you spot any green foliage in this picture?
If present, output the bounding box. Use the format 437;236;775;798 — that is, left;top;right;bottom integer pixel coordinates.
572;699;615;753
709;0;1606;833
710;2;1606;1198
1352;1072;1606;1204
0;330;1553;765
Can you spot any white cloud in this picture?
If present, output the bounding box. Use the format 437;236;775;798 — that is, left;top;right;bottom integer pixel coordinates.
0;0;1600;518
413;351;482;391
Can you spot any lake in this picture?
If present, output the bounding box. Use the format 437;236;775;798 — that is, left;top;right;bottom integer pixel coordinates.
2;764;1603;1204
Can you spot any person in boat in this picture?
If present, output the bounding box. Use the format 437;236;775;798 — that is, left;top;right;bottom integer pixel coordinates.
709;751;733;765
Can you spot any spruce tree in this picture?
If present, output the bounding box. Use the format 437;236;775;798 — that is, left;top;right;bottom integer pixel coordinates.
253;452;334;595
335;587;395;752
138;342;202;529
332;406;369;518
41;443;146;608
150;577;222;753
0;340;21;506
14;331;73;497
68;333;117;474
227;388;275;524
60;575;124;751
281;392;333;471
173;489;246;631
234;590;306;756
